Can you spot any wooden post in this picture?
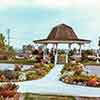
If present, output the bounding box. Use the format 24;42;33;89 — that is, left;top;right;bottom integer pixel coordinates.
43;44;47;59
79;43;82;56
65;50;68;63
68;43;71;50
66;43;71;63
52;44;55;55
54;44;58;65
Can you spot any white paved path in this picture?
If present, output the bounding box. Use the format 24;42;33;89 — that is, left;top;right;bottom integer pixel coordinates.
16;65;100;97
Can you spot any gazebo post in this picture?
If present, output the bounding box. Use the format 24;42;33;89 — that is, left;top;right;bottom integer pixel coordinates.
52;44;55;55
66;43;71;63
43;43;47;59
54;43;58;65
68;43;71;50
79;43;82;56
65;51;68;64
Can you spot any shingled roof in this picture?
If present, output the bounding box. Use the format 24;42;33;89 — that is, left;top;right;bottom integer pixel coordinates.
47;24;78;40
33;24;91;44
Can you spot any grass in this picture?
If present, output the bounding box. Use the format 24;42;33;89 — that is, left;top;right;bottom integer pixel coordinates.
0;59;100;66
82;60;100;66
0;60;36;65
23;93;76;100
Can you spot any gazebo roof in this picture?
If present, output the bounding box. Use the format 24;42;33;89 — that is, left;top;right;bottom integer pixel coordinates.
33;24;91;44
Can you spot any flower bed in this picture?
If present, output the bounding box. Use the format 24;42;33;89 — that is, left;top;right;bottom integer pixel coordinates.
60;62;100;87
0;83;19;99
0;63;54;82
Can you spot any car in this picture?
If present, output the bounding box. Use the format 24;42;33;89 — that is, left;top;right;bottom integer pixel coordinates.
15;55;25;60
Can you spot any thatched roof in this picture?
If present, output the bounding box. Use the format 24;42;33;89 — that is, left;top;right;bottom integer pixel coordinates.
33;24;91;44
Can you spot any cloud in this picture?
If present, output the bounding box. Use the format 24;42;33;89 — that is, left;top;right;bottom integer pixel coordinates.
0;0;100;10
75;0;99;6
33;0;100;9
33;0;72;8
0;0;32;10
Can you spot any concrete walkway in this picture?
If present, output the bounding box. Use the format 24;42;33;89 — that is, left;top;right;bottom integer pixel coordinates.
17;64;100;97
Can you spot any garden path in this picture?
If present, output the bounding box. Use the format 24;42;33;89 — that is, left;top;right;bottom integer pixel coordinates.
17;64;100;97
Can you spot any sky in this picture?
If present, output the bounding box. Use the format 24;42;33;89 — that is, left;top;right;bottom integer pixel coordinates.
0;0;100;49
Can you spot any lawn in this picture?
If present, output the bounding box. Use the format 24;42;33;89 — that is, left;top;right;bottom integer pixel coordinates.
82;60;100;66
23;93;76;100
0;60;35;65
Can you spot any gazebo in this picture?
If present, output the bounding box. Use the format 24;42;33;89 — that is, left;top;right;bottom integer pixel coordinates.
33;24;91;65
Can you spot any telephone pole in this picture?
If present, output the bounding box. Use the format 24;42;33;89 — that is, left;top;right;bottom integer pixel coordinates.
7;28;10;47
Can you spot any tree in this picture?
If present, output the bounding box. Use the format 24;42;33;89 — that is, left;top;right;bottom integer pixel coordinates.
23;45;26;53
0;33;6;51
26;44;32;51
0;33;15;60
22;44;32;53
7;45;16;59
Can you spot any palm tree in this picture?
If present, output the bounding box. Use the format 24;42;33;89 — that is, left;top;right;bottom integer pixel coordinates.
0;33;5;44
0;33;6;52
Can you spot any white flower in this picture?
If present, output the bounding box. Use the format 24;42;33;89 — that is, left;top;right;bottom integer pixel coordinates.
81;71;88;76
18;72;26;81
61;71;74;78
